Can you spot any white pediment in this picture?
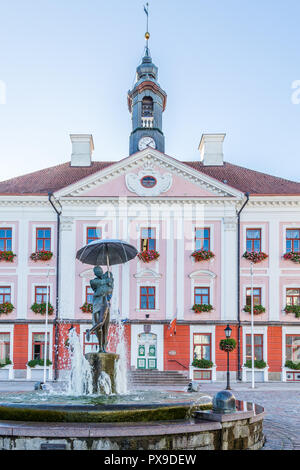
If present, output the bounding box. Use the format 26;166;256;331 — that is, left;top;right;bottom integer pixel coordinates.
55;149;243;199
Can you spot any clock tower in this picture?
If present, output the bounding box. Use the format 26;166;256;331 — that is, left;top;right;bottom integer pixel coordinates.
128;35;167;155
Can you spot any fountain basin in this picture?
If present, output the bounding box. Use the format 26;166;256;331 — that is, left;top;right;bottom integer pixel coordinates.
0;393;265;450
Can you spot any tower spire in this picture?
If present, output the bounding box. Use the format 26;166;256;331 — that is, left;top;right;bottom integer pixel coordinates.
144;3;150;56
127;2;167;155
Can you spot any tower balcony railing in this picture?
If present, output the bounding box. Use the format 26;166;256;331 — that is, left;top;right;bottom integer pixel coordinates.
141;116;154;128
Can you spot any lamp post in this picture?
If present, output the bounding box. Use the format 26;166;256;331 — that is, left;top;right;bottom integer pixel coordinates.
225;324;232;390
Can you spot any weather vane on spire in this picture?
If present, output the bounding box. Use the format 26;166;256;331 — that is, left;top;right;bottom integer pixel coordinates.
144;2;150;53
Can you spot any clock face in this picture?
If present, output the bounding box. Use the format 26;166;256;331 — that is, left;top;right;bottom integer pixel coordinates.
138;136;156;151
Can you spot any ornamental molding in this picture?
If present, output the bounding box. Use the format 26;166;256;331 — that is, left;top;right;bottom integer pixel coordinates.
79;268;94;279
1;197;300;210
59;198;237;207
134;268;162;279
125;162;172;197
189;269;217;279
60;216;74;231
223;216;237;231
54;149;243;199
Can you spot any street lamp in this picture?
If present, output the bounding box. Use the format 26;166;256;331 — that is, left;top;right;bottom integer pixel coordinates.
224;324;232;390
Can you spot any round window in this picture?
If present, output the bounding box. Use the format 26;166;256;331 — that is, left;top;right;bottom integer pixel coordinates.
141;175;157;188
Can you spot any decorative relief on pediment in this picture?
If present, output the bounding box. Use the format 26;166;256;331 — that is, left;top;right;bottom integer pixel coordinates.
125;163;172;197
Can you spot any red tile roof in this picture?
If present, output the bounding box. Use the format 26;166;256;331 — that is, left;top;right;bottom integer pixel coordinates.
0;159;299;196
184;161;300;195
0;162;113;195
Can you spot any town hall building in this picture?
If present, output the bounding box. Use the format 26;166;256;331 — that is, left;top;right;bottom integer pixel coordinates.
0;39;300;384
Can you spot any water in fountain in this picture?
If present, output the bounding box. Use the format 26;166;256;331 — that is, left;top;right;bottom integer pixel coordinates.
113;316;128;394
65;328;93;396
98;371;112;395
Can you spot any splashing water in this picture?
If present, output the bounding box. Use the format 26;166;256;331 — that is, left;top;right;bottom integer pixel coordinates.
99;371;112;395
65;328;93;396
113;317;128;395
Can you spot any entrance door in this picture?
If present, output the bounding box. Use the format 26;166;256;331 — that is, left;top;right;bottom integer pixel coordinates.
137;332;157;369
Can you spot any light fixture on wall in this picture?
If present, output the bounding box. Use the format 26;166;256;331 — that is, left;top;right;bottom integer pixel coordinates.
145;314;150;319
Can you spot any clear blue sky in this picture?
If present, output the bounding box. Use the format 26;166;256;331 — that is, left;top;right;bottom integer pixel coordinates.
0;0;300;182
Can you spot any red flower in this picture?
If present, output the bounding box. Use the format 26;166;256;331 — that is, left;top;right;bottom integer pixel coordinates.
138;250;160;263
0;251;17;263
191;250;215;262
30;251;53;262
242;251;268;263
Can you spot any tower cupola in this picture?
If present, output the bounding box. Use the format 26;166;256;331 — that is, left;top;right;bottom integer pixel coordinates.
128;5;167;155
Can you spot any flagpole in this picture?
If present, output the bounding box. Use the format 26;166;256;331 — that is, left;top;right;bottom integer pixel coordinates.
43;268;50;385
251;262;255;389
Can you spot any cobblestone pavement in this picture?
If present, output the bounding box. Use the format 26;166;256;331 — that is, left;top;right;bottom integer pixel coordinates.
201;383;300;451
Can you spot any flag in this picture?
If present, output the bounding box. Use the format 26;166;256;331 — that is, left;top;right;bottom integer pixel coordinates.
144;4;149;16
168;317;177;337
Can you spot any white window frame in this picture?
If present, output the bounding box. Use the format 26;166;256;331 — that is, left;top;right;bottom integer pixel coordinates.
243;284;265;308
282;326;300;367
0;282;15;305
282;284;300;315
243;224;266;253
0;223;16;253
282;224;300;254
32;223;55;254
192;223;214;254
28;324;53;363
190;325;216;366
136;280;160;312
242;326;268;365
83;222;106;247
31;282;53;305
0;324;14;363
189;270;216;308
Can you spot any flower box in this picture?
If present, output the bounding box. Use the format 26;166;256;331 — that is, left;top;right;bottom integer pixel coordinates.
30;251;53;262
0;359;13;380
26;365;53;381
284;305;300;318
242;365;269;382
191;249;215;262
31;302;54;315
26;359;53;381
192;304;213;313
283;252;300;264
243;305;266;315
0;251;16;262
189;364;216;382
242;251;268;263
80;302;93;313
0;364;14;380
138;250;160;263
282;366;300;382
0;302;14;315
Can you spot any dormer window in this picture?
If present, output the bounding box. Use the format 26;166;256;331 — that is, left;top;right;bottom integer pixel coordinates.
142;97;153;117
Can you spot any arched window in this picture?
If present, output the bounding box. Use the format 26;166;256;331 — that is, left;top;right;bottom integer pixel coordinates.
142;97;153;117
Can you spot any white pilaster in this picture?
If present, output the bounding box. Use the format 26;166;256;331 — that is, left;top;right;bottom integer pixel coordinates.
165;211;174;320
268;220;279;321
222;216;238;320
17;218;29;319
176;205;184;320
59;216;76;319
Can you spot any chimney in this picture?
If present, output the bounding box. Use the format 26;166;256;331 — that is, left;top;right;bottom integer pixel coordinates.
199;133;226;166
70;134;94;167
